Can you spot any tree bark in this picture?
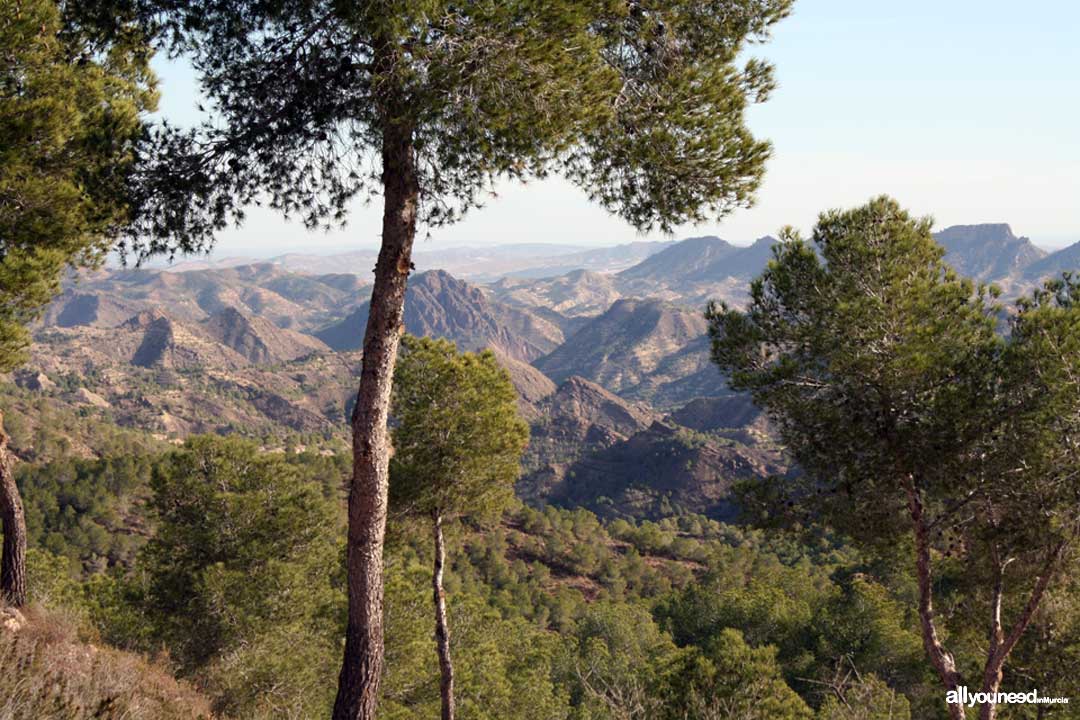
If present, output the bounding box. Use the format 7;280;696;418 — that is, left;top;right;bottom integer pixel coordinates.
977;543;1065;720
0;411;27;608
432;512;456;720
976;556;1007;720
332;115;419;720
902;476;965;720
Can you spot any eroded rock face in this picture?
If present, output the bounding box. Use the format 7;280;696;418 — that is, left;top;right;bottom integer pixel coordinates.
119;308;169;331
202;306;329;366
55;294;102;327
204;307;273;364
75;388;111;409
131;313;177;368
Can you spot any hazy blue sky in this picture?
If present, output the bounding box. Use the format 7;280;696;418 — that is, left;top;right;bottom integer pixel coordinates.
153;0;1080;256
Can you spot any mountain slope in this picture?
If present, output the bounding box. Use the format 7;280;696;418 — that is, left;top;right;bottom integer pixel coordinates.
687;236;777;282
44;264;369;332
542;376;657;441
487;348;558;421
500;240;675;279
519;376;658;501
488;269;623;318
1022;240;1080;282
115;310;249;370
202;306;330;365
612;236;776;308
316;270;564;361
539;421;784;520
617;236;737;283
533;298;715;406
0;608;212;720
933;224;1045;282
23;310;360;440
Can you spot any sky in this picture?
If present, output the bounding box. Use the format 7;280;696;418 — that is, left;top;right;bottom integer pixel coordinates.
152;0;1080;257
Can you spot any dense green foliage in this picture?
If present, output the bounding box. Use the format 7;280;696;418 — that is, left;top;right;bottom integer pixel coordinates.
0;0;156;368
14;433;348;572
708;196;1002;548
708;196;1080;717
88;437;346;718
23;433;1058;719
20;453;154;573
390;336;529;524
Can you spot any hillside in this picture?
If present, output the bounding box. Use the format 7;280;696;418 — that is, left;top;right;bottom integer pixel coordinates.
202;306;330;365
667;395;769;442
533;298;718;407
608;235;778;308
18;257;787;523
18;312;360;443
316;270;565;362
486;348;558;421
616;236;738;282
687;235;778;282
488;269;623;318
538;422;784;520
44;264;368;332
0;607;212;720
521;376;659;475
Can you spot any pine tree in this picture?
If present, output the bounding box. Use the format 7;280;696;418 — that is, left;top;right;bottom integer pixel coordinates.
390;336;529;720
121;3;793;714
0;0;155;606
708;197;1080;720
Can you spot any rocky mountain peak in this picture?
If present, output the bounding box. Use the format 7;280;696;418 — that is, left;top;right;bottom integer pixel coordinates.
546;376;657;437
934;223;1046;281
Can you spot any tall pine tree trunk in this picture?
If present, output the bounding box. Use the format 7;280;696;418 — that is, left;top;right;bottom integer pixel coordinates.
0;411;27;607
432;512;455;720
332;115;419;720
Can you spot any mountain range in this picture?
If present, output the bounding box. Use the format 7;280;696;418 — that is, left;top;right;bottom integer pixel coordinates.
7;222;1078;519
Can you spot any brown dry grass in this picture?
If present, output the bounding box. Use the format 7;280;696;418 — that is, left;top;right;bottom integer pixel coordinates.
0;603;213;720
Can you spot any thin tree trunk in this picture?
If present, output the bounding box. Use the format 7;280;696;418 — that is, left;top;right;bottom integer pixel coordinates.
0;411;27;608
977;543;1065;720
978;559;1007;720
902;476;965;720
332;113;419;720
432;512;455;720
